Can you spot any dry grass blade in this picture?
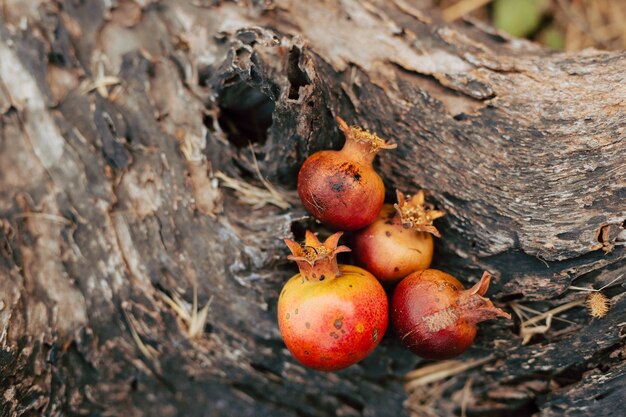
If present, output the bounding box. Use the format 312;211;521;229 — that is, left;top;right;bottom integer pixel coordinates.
461;377;473;417
160;291;191;322
81;55;120;97
512;302;577;325
250;145;293;208
405;379;455;417
521;315;553;344
404;355;494;391
216;172;291;209
123;309;158;360
159;286;213;339
189;287;213;338
569;274;624;292
518;299;585;327
82;76;121;95
13;212;73;225
511;299;586;344
215;144;293;210
568;274;622;318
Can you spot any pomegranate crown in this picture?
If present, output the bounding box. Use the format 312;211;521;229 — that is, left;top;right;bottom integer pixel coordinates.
284;231;351;281
393;190;445;237
460;272;512;323
336;116;397;156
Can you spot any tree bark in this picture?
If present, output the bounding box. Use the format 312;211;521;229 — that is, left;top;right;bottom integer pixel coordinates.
0;1;624;416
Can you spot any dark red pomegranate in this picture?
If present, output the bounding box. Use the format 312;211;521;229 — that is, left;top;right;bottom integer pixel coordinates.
392;269;510;359
297;117;396;231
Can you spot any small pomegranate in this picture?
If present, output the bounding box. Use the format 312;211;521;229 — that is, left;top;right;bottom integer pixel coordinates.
353;190;444;284
392;269;510;359
278;230;388;371
297;117;396;231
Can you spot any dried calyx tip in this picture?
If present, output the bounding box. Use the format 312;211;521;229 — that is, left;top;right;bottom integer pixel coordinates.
336;116;397;153
462;272;511;322
283;231;350;281
394;190;444;237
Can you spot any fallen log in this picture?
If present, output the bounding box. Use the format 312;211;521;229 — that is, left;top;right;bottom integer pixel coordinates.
0;1;624;416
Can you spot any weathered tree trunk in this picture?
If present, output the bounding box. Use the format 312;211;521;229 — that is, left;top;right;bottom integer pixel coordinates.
1;1;624;416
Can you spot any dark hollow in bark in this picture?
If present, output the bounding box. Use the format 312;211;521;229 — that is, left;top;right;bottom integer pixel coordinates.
0;1;624;416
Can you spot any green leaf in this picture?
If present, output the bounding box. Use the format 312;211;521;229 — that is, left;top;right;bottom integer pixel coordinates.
493;0;543;38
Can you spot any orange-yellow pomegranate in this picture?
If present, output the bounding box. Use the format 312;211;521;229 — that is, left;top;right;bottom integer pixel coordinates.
297;117;396;231
392;269;510;359
278;231;388;371
353;190;444;284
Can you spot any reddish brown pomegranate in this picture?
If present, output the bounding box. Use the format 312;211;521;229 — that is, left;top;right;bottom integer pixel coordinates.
353;190;444;284
297;117;396;231
278;231;388;371
392;269;510;359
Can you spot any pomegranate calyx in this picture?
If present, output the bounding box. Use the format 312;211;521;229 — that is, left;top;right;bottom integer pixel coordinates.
284;230;350;282
393;190;444;237
458;272;511;324
336;116;396;164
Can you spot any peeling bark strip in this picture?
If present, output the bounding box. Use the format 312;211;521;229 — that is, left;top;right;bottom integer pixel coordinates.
0;1;625;417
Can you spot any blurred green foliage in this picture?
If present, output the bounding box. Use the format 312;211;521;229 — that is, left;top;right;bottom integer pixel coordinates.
539;25;565;50
493;0;543;38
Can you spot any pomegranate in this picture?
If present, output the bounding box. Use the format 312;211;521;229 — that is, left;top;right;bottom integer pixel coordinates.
297;117;396;231
392;269;510;359
353;190;444;284
278;230;388;371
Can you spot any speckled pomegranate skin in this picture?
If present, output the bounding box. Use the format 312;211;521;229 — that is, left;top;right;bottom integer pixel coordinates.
278;265;388;371
297;151;385;231
353;205;434;284
392;270;478;359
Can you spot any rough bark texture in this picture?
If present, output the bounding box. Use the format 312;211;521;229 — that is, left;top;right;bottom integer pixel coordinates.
1;1;625;416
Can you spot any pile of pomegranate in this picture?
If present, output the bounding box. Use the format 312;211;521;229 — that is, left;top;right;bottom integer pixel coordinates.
278;117;510;371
